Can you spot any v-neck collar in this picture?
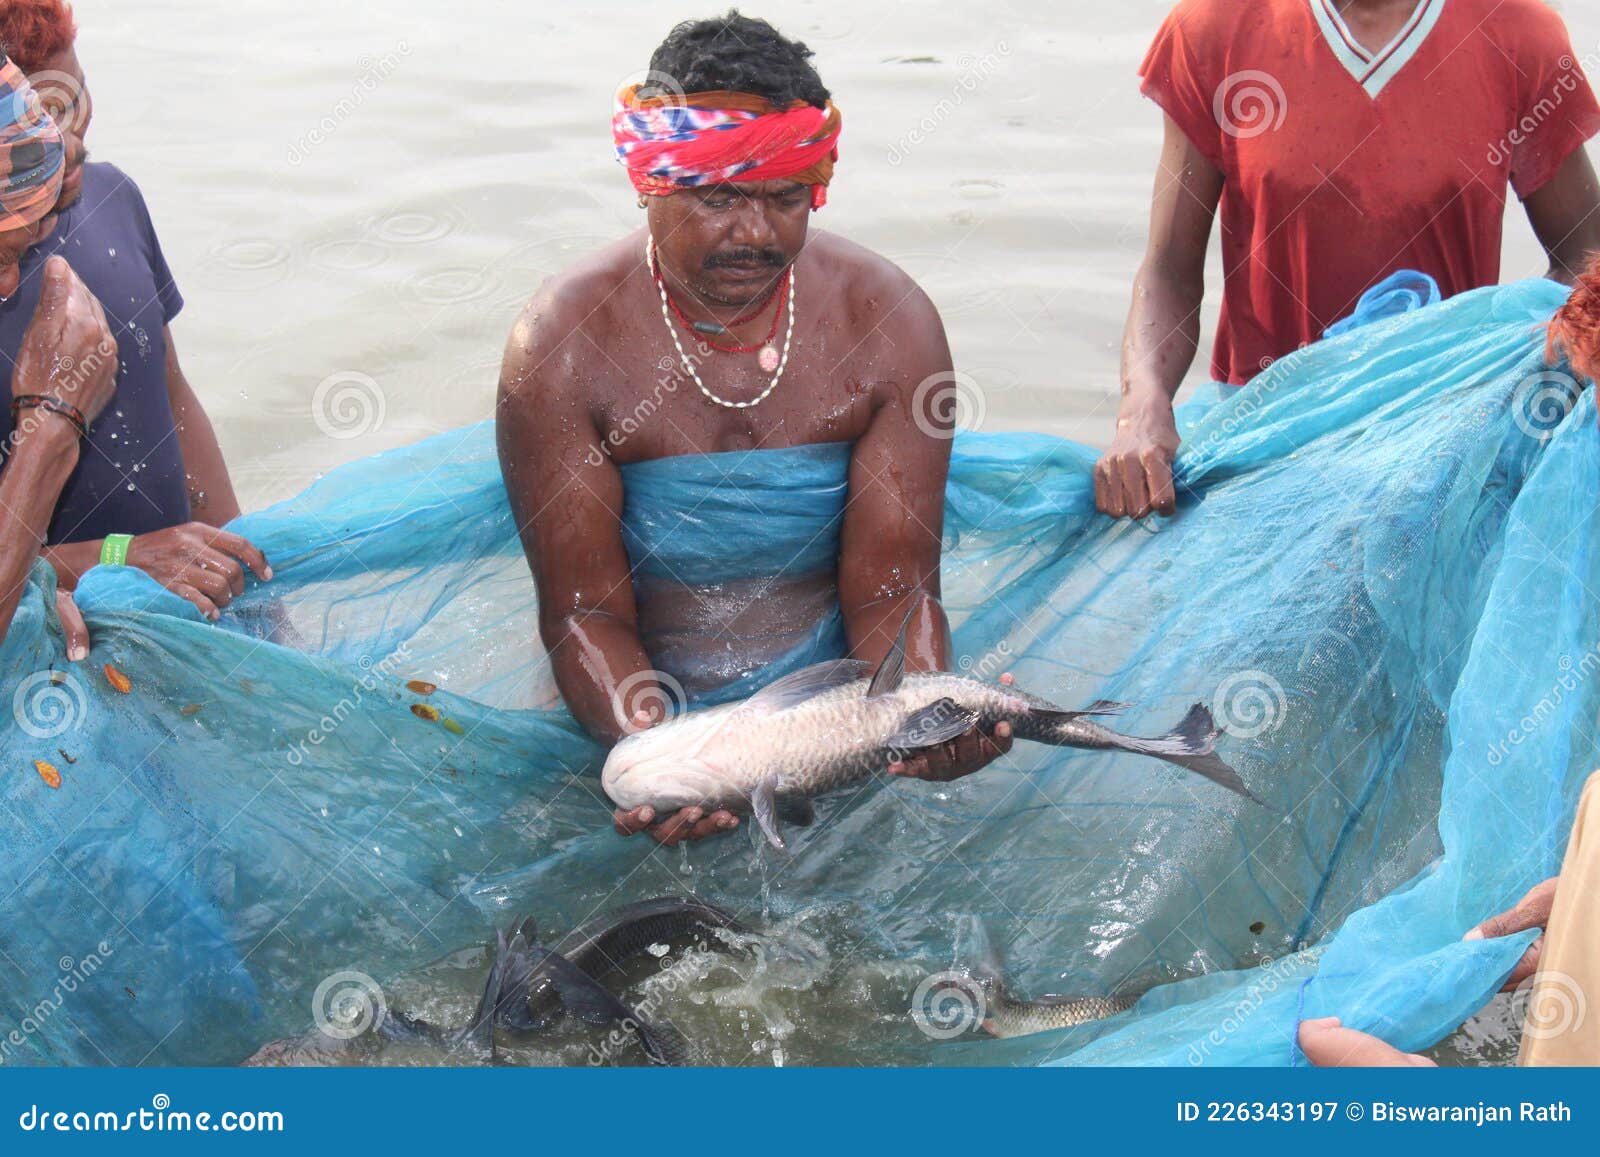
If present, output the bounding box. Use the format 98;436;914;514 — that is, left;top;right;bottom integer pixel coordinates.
1309;0;1447;98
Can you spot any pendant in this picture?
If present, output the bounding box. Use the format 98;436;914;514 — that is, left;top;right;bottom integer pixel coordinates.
757;344;780;372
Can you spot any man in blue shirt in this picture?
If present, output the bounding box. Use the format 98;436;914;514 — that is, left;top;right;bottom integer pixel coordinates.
0;1;270;617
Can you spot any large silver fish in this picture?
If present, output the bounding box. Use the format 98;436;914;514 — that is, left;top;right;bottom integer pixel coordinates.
603;603;1255;850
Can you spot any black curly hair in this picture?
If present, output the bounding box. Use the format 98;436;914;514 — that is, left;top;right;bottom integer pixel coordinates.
646;10;830;107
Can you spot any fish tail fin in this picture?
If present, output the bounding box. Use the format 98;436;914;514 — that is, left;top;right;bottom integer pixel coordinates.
1035;702;1260;803
454;916;540;1051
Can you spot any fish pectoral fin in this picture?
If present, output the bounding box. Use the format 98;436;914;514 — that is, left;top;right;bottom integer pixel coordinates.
750;774;788;851
539;947;635;1026
776;794;815;828
885;699;981;750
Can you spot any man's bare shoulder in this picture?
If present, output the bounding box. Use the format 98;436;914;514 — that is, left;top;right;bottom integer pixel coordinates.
808;230;941;334
502;232;645;379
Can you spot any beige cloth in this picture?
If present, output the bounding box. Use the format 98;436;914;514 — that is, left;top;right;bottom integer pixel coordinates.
1519;770;1600;1065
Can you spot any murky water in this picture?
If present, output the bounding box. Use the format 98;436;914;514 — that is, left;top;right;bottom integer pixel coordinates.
68;0;1599;1065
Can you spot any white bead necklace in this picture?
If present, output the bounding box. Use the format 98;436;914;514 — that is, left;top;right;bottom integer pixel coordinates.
647;236;795;410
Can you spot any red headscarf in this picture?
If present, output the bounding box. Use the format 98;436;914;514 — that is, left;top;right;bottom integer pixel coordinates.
613;85;842;209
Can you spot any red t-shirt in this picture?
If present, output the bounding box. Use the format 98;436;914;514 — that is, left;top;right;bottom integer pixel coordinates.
1141;0;1600;383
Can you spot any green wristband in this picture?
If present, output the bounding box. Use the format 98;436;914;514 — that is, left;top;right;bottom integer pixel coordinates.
100;534;134;567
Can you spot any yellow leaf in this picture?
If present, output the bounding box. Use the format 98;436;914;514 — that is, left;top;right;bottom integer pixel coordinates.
103;664;132;694
406;680;438;695
34;760;61;789
410;703;441;722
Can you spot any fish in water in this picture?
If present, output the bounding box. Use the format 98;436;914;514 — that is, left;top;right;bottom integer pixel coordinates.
244;897;742;1066
932;919;1137;1040
604;597;1256;850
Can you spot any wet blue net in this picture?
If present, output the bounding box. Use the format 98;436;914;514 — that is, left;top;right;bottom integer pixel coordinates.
1;274;1594;1066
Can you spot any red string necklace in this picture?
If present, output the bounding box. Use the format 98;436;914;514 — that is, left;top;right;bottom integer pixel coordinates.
650;252;792;355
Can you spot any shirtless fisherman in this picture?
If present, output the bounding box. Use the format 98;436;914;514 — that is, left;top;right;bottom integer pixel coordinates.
496;11;1012;844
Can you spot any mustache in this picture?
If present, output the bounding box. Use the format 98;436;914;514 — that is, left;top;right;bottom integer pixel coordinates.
703;247;786;270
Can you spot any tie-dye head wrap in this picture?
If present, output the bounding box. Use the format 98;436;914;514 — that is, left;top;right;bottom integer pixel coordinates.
0;53;64;230
613;85;842;209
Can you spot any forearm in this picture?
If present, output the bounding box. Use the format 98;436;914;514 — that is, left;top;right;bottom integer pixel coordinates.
173;407;240;525
1120;259;1203;414
0;417;80;640
840;560;945;672
41;539;104;590
543;609;657;744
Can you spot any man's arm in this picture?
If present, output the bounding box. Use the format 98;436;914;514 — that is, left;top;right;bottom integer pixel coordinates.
497;291;650;744
163;325;241;525
1524;146;1600;285
1095;114;1222;520
497;288;735;845
838;277;1011;781
1;413;83;649
2;257;119;654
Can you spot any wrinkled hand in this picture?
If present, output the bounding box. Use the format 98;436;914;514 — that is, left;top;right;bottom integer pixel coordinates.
1297;1017;1436;1067
125;522;273;620
610;709;739;845
1094;401;1179;520
1464;876;1558;990
55;589;90;662
11;255;117;425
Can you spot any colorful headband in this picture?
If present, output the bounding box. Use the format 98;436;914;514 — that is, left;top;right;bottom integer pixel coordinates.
0;56;64;231
613;85;842;209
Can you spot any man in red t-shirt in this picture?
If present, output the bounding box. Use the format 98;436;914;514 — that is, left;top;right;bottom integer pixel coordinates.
1097;0;1600;520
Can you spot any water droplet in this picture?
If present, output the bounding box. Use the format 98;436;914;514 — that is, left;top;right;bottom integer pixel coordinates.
107;248;116;258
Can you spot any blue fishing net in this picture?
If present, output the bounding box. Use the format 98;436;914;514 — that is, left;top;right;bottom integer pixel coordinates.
1;274;1592;1066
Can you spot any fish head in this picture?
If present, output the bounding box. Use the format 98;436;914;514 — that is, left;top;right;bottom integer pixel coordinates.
600;717;738;813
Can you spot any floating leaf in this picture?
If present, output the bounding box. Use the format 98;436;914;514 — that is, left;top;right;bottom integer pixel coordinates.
180;704;203;717
406;680;438;695
34;760;61;789
441;717;465;736
103;664;131;694
410;703;440;722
